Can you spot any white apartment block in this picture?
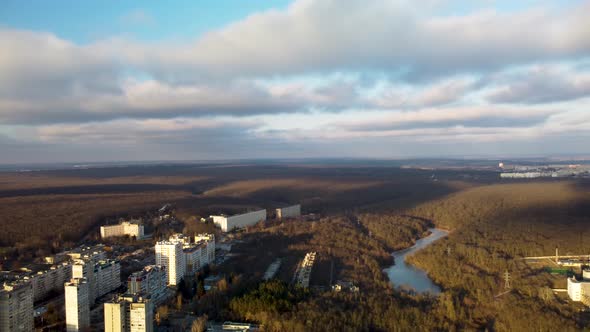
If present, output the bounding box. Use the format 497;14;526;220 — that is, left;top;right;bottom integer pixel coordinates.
67;244;107;264
96;260;122;299
169;233;191;245
101;221;145;239
65;278;90;332
104;301;126;332
128;265;168;304
183;245;202;276
72;260;95;302
568;270;590;304
27;261;72;302
211;209;267;232
276;204;301;219
195;233;216;263
156;233;216;285
72;259;121;304
155;241;184;286
0;281;34;332
128;297;154;332
104;294;154;332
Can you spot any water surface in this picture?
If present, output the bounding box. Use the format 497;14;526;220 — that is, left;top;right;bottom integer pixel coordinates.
385;228;448;294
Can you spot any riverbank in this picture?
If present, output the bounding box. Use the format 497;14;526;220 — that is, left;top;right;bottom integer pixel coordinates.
384;228;449;294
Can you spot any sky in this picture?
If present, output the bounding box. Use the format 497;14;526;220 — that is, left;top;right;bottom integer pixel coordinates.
0;0;589;163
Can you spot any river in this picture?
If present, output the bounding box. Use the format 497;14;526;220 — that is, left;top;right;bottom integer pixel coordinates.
385;228;448;294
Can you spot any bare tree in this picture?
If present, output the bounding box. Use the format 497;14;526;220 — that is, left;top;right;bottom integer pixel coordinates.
191;314;208;332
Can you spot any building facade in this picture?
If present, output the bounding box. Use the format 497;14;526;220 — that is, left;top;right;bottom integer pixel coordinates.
195;233;216;263
65;278;90;332
155;241;184;286
72;259;121;304
155;233;216;286
179;234;215;277
67;244;107;264
0;281;34;332
104;301;126;332
567;270;590;305
128;265;167;304
96;259;122;299
104;294;154;332
28;261;72;302
276;204;301;219
183;245;202;276
101;221;145;239
211;210;267;232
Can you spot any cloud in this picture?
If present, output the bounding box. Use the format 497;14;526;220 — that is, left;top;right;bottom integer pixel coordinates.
338;106;555;131
37;117;258;143
115;0;590;81
0;74;362;124
486;66;590;104
1;0;590;162
0;29;121;100
370;78;475;109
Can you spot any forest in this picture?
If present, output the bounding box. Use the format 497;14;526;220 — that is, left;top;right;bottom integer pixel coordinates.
0;163;455;264
184;180;590;331
2;164;589;330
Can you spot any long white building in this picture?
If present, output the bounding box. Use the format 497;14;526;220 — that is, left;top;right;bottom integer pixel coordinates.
66;244;107;263
276;204;301;219
0;281;34;332
211;210;267;232
104;294;154;332
65;278;90;332
101;221;145;239
27;261;72;302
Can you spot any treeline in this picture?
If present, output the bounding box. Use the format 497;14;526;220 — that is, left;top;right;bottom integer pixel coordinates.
357;214;431;251
0;191;188;265
193;181;590;331
190;214;473;331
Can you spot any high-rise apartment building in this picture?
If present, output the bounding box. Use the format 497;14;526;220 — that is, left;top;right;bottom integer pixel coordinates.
104;294;154;332
104;301;126;332
28;261;72;302
128;265;167;304
195;233;216;264
65;278;90;332
155;241;184;286
72;258;121;304
66;244;106;263
156;233;216;286
0;281;34;332
95;259;122;299
72;260;96;302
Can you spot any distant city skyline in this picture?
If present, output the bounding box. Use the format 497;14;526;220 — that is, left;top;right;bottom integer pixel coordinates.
1;0;589;163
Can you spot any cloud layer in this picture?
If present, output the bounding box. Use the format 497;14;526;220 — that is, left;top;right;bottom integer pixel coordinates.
1;0;590;162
